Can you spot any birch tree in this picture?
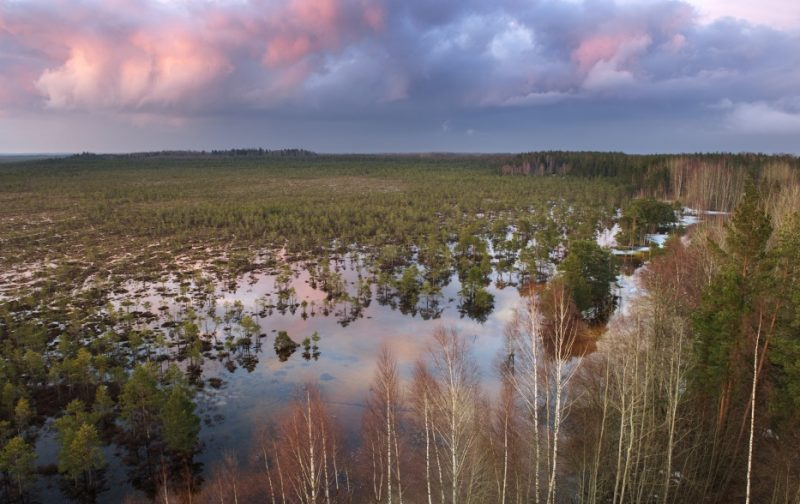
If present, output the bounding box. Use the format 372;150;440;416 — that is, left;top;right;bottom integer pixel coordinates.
362;345;404;504
412;327;484;504
271;385;346;504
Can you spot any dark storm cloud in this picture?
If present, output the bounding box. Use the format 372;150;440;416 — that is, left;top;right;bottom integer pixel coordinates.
0;0;798;151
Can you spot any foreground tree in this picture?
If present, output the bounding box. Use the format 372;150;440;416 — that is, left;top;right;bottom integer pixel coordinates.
361;345;404;504
690;181;778;499
271;385;346;504
539;280;584;504
412;327;484;504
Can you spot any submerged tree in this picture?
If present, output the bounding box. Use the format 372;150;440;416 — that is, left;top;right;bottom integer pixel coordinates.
274;331;300;362
161;384;200;458
458;266;495;323
120;363;164;443
58;422;106;490
0;435;36;499
617;198;677;247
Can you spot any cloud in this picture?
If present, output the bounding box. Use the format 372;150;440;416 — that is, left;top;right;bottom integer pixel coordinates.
1;0;386;113
493;91;572;107
579;34;651;91
726;102;800;135
0;0;799;153
692;0;800;29
33;27;234;110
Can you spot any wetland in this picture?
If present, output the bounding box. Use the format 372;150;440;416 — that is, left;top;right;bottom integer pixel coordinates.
2;151;799;503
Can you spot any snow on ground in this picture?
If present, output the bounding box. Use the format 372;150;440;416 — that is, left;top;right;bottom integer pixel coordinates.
599;207;722;256
597;223;621;248
614;267;647;318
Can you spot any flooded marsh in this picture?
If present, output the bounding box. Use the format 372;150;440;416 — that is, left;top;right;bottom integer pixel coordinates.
2;151;794;503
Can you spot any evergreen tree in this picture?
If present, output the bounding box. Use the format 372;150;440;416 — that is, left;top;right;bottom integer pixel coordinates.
1;383;16;418
13;398;32;435
54;400;94;437
618;198;677;246
726;181;773;278
92;385;115;424
59;423;105;487
120;363;164;442
0;435;36;497
769;211;800;424
557;240;619;322
161;385;200;457
692;181;774;406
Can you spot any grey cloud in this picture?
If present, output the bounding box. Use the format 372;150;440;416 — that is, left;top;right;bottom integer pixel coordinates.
0;0;799;152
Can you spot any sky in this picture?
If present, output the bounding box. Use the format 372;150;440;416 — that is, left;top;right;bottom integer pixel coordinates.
0;0;799;154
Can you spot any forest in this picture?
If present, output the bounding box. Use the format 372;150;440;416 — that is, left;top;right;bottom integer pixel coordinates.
1;151;799;503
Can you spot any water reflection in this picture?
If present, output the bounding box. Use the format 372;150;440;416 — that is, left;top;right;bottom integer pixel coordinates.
82;257;527;501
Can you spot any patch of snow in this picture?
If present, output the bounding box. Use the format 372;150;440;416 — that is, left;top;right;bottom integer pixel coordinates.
646;233;669;247
597;223;620;248
614;269;645;318
611;246;651;256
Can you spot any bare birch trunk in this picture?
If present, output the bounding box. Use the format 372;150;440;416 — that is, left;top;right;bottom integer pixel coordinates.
745;318;762;504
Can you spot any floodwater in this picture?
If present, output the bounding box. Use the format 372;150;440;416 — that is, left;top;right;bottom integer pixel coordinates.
189;267;519;465
35;259;525;502
32;210;710;502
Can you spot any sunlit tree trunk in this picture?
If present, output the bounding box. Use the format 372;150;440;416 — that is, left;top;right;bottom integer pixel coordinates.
363;345;403;503
413;327;481;504
542;280;581;504
745;317;762;504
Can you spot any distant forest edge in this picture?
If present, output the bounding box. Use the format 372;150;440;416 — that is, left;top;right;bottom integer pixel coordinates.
69;148;318;159
63;149;800;213
500;151;800;211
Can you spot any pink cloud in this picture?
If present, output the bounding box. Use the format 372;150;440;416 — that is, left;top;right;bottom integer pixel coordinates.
568;3;693;93
1;0;795;129
0;0;385;112
573;33;634;72
262;0;385;69
265;36;315;67
32;26;234;110
566;0;693;81
362;2;386;31
569;32;652;94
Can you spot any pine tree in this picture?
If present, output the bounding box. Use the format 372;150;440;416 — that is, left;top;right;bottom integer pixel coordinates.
92;385;115;423
59;423;106;487
769;211;800;423
726;181;772;279
120;363;164;442
161;385;200;457
14;398;32;435
557;239;619;322
0;435;36;496
692;181;774;406
690;180;780;499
